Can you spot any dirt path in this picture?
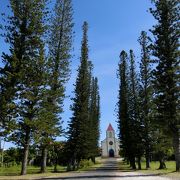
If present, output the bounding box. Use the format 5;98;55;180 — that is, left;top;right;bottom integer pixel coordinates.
41;158;175;180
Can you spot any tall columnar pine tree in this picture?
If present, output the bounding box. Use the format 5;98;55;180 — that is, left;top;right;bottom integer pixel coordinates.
138;31;153;169
128;50;143;169
150;0;180;171
118;51;130;166
85;61;100;163
0;0;22;166
85;61;94;160
88;77;100;163
0;1;25;130
67;22;90;170
93;77;100;161
1;0;48;175
37;0;74;173
96;79;100;158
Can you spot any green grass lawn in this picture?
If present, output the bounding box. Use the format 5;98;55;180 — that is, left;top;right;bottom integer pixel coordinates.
119;160;180;178
0;165;66;176
138;161;175;173
0;158;102;179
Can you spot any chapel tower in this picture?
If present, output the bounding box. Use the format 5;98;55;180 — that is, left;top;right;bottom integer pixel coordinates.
101;123;120;157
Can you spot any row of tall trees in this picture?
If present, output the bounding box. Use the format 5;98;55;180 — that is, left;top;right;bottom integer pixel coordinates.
66;22;100;171
117;0;179;171
0;0;74;175
0;0;100;175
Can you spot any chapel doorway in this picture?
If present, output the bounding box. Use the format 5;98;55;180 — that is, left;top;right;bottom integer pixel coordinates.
109;149;115;157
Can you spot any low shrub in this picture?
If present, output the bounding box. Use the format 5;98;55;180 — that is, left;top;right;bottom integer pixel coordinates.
79;159;93;169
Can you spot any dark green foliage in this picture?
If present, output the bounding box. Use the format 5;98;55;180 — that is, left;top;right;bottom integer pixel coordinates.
138;31;153;169
48;0;74;83
152;127;173;169
0;0;48;175
36;0;74;173
150;0;180;171
118;50;145;170
66;22;100;170
66;22;91;169
2;147;22;166
117;50;130;165
0;0;29;128
88;77;100;163
128;50;143;169
0;0;74;174
118;1;179;171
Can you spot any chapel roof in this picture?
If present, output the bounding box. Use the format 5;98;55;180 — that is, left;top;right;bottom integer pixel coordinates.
107;123;114;131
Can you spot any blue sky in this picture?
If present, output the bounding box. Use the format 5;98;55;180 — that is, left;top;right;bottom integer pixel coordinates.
0;0;155;149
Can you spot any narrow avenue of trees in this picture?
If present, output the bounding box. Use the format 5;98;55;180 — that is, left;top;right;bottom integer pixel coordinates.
0;0;179;176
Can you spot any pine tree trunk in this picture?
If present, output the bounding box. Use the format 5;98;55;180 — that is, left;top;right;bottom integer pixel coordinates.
54;163;57;172
67;158;76;171
72;159;76;171
67;164;71;171
77;159;80;170
40;147;48;173
54;156;58;172
145;150;150;169
130;156;136;169
137;156;141;170
21;138;30;175
158;159;166;169
91;156;95;164
173;129;180;172
67;159;73;171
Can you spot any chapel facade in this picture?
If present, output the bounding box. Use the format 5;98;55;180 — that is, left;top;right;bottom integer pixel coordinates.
101;123;120;158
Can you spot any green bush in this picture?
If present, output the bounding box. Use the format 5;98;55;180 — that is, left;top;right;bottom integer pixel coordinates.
79;159;93;169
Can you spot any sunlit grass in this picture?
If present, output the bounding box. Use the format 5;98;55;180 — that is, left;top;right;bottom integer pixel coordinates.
0;157;103;179
139;161;175;172
0;165;66;176
119;160;179;178
138;161;180;178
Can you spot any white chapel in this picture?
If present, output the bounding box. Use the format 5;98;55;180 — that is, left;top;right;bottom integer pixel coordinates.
101;123;120;157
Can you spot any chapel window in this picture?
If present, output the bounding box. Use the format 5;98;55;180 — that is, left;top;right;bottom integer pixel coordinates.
109;132;112;138
109;141;113;145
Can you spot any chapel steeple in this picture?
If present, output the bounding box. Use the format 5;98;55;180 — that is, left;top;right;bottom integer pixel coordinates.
107;123;114;131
